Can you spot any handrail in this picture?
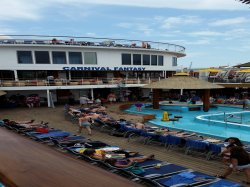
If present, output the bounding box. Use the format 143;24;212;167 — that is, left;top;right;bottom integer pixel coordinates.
0;77;162;87
0;34;186;53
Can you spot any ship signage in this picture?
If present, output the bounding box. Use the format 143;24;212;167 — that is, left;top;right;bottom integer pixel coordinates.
62;67;146;71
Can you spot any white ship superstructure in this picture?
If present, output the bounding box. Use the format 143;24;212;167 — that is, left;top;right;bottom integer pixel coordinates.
0;35;186;106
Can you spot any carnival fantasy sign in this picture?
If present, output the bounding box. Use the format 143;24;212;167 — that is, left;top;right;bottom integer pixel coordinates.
62;66;146;71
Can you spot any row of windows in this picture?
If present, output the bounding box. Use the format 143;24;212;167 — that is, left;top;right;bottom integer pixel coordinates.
17;51;97;65
122;53;164;66
17;51;177;67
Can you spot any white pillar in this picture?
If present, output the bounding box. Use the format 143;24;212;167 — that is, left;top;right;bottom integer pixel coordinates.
68;71;71;81
14;70;18;81
180;89;183;95
47;90;51;107
90;89;94;100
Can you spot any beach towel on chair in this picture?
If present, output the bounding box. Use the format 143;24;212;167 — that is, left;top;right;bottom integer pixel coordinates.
124;165;145;175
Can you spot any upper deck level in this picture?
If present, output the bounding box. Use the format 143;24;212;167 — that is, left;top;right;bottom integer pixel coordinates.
0;35;186;57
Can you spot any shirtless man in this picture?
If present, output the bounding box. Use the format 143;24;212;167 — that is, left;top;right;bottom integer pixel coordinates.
134;122;145;130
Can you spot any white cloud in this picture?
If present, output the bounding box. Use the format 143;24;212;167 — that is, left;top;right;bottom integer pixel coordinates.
117;22;153;35
210;17;248;26
117;23;133;29
55;0;248;10
186;39;211;45
0;0;44;21
0;0;248;23
190;31;223;36
0;28;15;34
228;45;250;52
161;16;201;29
85;32;96;37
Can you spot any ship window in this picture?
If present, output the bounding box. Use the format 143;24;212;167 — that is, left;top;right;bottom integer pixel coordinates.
143;54;150;65
69;52;82;64
151;55;157;66
84;52;97;64
0;70;14;80
158;55;164;66
52;51;66;64
35;51;50;64
133;54;141;65
172;57;177;66
122;53;131;65
17;51;33;64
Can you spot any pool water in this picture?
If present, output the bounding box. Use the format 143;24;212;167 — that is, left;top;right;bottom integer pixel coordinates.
125;104;250;143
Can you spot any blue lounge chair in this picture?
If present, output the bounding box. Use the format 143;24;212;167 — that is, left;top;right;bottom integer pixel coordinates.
139;163;188;179
195;178;243;187
25;129;61;136
136;159;164;168
206;143;224;160
185;139;209;156
51;135;88;148
32;131;71;141
165;135;185;150
154;171;215;187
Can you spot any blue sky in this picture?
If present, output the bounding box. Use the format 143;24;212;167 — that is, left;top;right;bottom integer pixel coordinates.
0;0;250;68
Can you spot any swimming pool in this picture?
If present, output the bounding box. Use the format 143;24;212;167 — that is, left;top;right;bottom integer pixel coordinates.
125;104;250;143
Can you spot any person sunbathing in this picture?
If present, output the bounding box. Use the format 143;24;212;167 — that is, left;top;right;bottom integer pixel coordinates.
83;148;139;160
161;129;196;138
174;132;197;138
15;119;35;124
104;154;155;168
17;121;48;128
89;105;107;113
98;115;115;123
133;122;145;130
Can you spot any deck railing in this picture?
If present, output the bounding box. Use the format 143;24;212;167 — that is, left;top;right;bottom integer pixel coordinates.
0;35;186;53
0;77;161;87
200;76;250;84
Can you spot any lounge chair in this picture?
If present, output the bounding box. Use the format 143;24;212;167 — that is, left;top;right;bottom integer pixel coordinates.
51;135;89;148
27;130;71;142
206;143;224;160
138;163;189;179
185;139;209;156
136;159;164;168
26;129;61;137
154;171;215;187
195;178;243;187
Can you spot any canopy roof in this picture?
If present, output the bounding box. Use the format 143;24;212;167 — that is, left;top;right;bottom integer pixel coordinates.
143;76;224;89
236;69;250;73
199;68;224;73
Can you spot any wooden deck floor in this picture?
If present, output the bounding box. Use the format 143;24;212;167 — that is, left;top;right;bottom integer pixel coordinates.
0;128;142;187
0;105;248;186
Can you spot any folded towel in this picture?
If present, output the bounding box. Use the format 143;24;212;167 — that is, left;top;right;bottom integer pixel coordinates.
178;172;196;179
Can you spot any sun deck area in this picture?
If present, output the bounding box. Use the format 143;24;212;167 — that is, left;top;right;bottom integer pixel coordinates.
0;104;247;186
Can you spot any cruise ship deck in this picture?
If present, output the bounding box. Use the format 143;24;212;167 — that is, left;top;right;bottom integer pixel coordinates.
0;104;247;186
